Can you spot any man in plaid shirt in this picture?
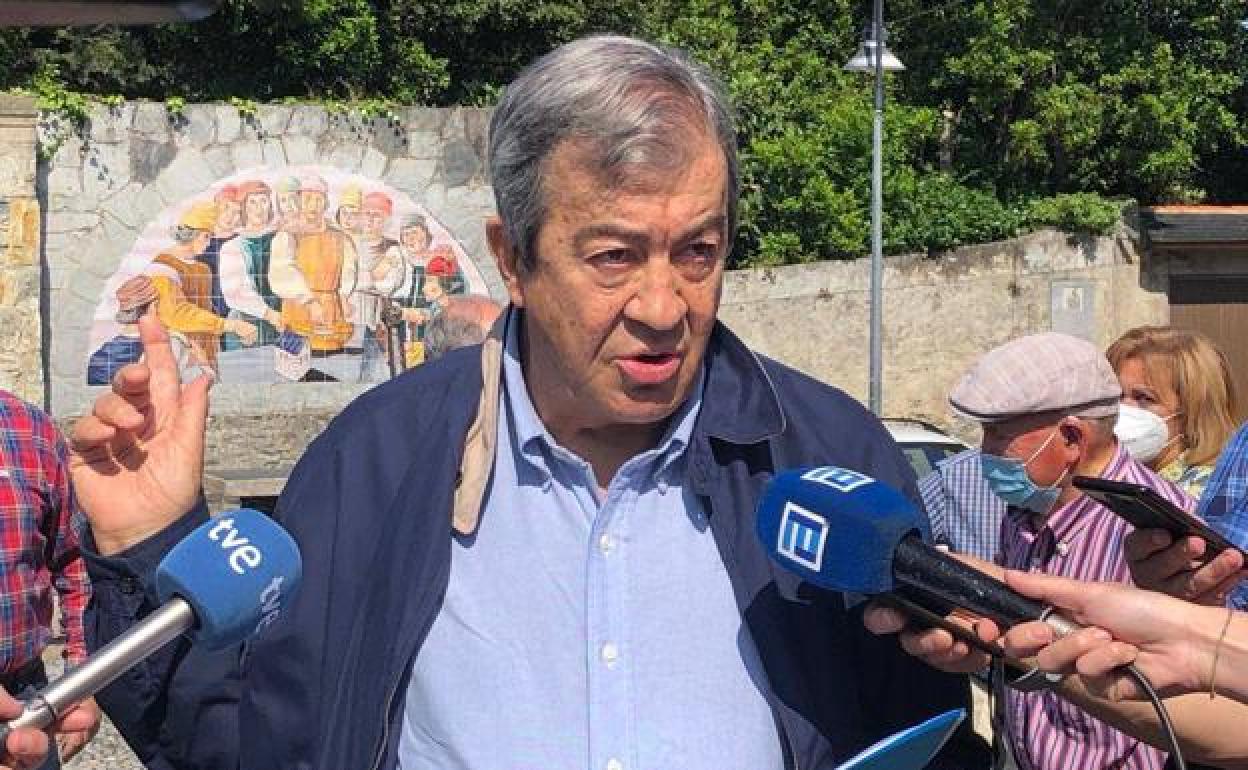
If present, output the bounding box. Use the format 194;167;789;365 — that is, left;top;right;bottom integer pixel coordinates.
0;390;99;767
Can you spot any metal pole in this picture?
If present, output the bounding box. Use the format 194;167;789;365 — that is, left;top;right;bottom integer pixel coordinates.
869;0;885;415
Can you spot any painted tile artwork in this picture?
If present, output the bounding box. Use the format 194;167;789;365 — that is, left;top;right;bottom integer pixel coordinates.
86;166;487;385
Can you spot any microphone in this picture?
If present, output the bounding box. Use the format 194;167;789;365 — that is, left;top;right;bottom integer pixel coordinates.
755;466;1078;635
0;508;301;739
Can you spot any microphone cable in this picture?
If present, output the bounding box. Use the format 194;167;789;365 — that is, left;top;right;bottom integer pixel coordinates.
879;594;1187;770
1125;664;1185;770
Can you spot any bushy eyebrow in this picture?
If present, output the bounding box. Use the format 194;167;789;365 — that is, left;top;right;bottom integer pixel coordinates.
572;212;727;252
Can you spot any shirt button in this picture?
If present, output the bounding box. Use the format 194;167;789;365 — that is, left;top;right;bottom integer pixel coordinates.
600;642;619;667
606;759;624;770
598;533;614;555
1055;541;1070;556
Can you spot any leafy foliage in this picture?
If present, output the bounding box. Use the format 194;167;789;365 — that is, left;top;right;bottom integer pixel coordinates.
5;0;1244;265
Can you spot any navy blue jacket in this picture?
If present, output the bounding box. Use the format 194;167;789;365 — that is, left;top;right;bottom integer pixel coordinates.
84;322;988;770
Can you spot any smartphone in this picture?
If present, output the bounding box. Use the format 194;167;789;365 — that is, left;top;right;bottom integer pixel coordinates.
1073;475;1241;559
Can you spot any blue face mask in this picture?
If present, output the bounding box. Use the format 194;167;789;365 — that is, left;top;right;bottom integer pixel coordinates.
980;430;1068;514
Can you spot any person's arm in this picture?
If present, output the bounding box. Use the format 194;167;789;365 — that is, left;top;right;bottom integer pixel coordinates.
43;430;90;666
149;273;227;336
38;419;101;761
267;232;313;304
218;240;276;322
338;235;358;298
917;469;951;547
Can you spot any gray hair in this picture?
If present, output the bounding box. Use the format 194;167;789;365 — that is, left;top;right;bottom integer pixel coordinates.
425;311;490;361
172;225;205;243
488;35;739;271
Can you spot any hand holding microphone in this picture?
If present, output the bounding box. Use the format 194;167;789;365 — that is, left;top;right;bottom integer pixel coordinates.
0;508;301;749
754;465;1081;672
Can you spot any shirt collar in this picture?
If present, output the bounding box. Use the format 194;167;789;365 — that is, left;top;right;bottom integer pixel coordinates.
1008;443;1133;547
501;309;705;479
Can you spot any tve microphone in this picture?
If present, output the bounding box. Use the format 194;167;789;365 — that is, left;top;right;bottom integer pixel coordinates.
755;466;1077;635
0;508;301;740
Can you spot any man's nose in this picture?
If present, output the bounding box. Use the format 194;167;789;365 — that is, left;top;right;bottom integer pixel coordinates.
625;260;686;332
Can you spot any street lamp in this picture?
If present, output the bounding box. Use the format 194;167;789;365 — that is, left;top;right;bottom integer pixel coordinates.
844;1;903;416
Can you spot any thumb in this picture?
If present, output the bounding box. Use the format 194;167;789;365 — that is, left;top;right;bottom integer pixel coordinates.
1004;569;1091;613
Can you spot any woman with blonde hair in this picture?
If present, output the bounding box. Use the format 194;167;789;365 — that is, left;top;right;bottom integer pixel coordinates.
1107;326;1240;497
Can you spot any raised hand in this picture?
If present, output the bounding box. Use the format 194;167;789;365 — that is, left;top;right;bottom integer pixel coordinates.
69;313;212;555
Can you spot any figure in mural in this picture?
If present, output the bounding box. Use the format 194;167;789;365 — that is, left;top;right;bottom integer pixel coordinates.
146;202;259;373
275;176;302;231
335;184;364;243
196;185;242;322
268;173;358;354
353;192;405;382
87;166;488;386
87;276;205;385
219;180;284;348
392;214;468;366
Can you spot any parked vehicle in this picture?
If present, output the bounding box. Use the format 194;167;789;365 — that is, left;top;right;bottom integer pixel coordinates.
883;418;971;480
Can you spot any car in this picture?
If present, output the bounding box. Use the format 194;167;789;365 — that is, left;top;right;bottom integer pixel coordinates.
883;418;971;480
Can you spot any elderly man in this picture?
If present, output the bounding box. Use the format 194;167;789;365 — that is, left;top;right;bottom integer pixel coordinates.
423;295;504;362
871;333;1194;770
61;36;982;770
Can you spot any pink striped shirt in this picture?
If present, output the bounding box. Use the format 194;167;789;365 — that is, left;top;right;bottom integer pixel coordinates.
998;444;1194;770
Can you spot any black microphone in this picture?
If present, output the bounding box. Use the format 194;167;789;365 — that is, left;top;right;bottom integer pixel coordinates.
754;466;1078;635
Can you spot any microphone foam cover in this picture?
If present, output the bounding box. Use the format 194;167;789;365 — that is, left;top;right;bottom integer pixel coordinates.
756;467;924;594
154;508;303;649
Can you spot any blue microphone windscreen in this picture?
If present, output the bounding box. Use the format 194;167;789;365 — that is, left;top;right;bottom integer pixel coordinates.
756;467;925;594
154;508;303;649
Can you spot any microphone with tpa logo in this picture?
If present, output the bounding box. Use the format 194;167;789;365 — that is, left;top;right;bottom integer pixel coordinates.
755;466;1078;635
0;508;301;740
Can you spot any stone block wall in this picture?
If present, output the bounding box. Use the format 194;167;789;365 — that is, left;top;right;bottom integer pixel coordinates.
0;95;44;407
40;101;503;424
0;98;1173;465
718;228;1168;441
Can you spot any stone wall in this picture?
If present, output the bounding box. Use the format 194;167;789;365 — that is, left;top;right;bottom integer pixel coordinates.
0;95;44;407
719;227;1168;441
0;99;1172;466
39;101;504;420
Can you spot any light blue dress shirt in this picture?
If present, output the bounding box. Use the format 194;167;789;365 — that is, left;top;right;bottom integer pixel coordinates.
397;317;784;770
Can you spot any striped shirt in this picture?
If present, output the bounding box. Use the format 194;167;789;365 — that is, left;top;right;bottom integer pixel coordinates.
919;448;1008;562
998;444;1193;770
0;391;90;670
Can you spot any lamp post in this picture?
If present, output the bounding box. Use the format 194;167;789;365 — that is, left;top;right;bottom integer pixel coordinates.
845;1;903;416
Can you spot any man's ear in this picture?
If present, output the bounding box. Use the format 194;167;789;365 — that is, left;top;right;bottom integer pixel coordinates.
486;216;526;308
1059;419;1087;456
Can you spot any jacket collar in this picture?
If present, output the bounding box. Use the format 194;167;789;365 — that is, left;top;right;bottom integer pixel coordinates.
451;309;786;535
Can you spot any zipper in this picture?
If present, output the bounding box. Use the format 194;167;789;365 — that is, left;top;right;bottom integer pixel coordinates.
367;677;404;770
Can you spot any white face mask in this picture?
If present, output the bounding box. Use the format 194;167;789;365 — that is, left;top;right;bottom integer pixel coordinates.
1115;404;1179;464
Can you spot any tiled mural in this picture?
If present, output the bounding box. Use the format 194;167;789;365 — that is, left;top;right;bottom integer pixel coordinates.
86;166;486;385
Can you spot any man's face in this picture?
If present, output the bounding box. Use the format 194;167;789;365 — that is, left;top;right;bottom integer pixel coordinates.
301;191;327;222
216;200;242;231
981;414;1076;488
338;204;360;232
278;192;299;214
401;226;431;256
493;131;729;435
361;207;388;240
189;230;212;255
243;193;271;228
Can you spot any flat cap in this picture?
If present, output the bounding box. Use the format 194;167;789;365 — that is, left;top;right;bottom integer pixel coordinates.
950;332;1121;423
